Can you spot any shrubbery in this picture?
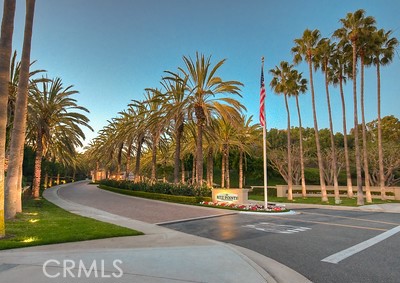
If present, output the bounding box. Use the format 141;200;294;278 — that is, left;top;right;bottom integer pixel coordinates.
99;179;212;197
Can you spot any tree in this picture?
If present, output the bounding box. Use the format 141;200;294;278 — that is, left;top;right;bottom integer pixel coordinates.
315;38;340;203
330;42;354;198
292;71;308;197
334;9;376;205
160;73;190;184
370;29;399;199
179;52;244;185
292;29;328;202
5;0;36;219
0;0;16;236
27;77;92;198
235;115;261;189
269;61;301;200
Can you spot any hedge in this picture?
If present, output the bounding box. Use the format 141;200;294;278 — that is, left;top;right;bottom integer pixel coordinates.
99;185;212;204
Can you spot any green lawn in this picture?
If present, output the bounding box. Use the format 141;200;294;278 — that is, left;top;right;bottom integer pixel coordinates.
0;198;142;250
249;194;400;206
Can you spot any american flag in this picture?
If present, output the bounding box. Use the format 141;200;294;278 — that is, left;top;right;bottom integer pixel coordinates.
259;60;266;127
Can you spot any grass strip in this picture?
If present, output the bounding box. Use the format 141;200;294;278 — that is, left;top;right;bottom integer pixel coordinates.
1;198;142;250
248;194;400;206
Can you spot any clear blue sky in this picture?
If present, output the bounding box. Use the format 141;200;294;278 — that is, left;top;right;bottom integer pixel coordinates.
4;0;400;146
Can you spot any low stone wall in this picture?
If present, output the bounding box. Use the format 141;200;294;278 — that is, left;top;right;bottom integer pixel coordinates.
275;185;400;200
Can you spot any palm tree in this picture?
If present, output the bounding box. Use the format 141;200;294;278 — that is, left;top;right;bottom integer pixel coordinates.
359;30;376;203
28;77;92;198
143;89;168;182
235;115;261;189
292;29;328;202
370;28;399;199
292;71;308;198
315;38;340;203
0;0;16;236
330;42;354;198
5;0;36;219
178;52;244;185
269;61;296;200
334;9;376;205
160;73;190;184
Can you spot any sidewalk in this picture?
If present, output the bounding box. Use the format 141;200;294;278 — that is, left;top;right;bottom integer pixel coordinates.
0;183;311;283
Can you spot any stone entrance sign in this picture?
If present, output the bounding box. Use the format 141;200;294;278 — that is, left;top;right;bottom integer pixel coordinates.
212;189;250;205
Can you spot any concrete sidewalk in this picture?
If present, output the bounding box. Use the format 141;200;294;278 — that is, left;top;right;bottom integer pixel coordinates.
0;183;311;283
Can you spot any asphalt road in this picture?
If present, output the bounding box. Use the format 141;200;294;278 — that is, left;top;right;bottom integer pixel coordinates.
163;209;400;283
58;182;235;224
59;183;400;283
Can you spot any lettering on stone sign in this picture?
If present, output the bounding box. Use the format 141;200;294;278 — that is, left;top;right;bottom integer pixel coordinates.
216;193;239;201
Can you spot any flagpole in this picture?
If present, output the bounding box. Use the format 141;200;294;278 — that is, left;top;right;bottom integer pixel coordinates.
261;57;268;209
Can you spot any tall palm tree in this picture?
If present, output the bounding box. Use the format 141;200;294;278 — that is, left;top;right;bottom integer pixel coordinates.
292;30;328;202
292;71;308;198
0;0;16;236
142;89;168;182
315;38;340;202
179;52;244;185
370;28;399;199
334;9;376;205
5;0;36;219
359;30;376;203
269;61;296;200
28;77;92;198
330;42;353;198
160;73;190;184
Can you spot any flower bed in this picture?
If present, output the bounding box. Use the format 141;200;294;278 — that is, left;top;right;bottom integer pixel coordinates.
199;201;288;212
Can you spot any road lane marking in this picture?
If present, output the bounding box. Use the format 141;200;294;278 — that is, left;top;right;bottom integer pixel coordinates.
321;225;400;264
262;215;388;231
300;211;400;226
244;222;311;234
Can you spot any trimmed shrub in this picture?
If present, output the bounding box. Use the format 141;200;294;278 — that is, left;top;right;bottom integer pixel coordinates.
99;185;212;204
99;179;212;197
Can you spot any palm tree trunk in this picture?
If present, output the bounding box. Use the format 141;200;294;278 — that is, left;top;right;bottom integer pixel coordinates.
376;62;386;200
225;145;230;189
32;129;42;199
339;75;353;198
239;149;244;190
0;0;16;236
352;42;364;205
191;155;196;184
174;122;183;184
181;159;185;184
295;95;306;198
117;142;123;181
206;147;213;187
151;134;158;182
221;145;226;188
5;0;36;219
284;94;293;200
195;120;204;185
324;66;340;202
360;56;372;202
125;141;132;180
134;135;143;183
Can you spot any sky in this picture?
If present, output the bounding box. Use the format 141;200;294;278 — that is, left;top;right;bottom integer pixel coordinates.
3;0;400;147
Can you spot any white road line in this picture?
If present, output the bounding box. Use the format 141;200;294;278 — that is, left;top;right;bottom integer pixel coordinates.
322;225;400;264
